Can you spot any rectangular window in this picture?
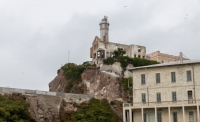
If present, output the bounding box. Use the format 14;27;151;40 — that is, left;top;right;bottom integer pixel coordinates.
187;70;192;81
144;113;146;122
188;91;193;104
157;112;162;122
171;72;176;82
188;91;193;99
156;73;160;83
157;93;161;103
189;111;194;122
172;92;177;102
141;74;145;84
173;112;178;122
142;93;146;103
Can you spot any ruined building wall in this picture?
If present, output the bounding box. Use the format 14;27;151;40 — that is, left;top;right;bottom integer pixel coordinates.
90;39;146;66
147;51;180;63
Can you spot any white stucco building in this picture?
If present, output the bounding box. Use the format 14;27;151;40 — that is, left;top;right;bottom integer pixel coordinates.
123;60;200;122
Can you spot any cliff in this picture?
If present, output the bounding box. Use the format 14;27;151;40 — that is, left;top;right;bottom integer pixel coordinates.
48;63;134;121
0;92;122;122
49;69;67;92
0;87;93;122
49;67;126;100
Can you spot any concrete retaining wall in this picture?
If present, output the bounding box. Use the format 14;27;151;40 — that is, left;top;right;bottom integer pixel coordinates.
0;87;93;99
100;62;122;76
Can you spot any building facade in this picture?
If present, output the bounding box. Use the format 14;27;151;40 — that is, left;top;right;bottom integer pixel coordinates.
147;51;183;63
123;60;200;122
90;16;146;66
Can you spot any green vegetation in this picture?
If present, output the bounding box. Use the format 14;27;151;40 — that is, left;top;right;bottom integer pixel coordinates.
120;78;133;102
60;98;121;122
62;63;85;82
102;57;115;65
82;61;96;67
0;94;35;122
61;63;86;93
113;48;126;58
103;48;159;70
120;77;132;95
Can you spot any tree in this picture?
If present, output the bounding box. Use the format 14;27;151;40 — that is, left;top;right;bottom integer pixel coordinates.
113;48;126;58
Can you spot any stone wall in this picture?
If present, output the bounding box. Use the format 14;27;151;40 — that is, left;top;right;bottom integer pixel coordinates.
91;36;146;66
147;51;181;63
0;87;94;122
0;87;93;100
100;62;122;76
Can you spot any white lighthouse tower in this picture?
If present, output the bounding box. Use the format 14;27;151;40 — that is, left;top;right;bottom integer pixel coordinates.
99;16;109;42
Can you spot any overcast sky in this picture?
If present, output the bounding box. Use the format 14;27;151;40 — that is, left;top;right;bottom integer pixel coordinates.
0;0;200;91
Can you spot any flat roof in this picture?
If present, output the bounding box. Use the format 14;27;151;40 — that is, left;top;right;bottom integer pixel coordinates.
128;60;200;71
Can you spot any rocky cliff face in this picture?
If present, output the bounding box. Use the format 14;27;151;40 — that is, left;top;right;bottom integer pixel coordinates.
82;68;122;98
48;63;130;120
49;69;67;92
2;93;91;122
27;95;63;122
49;68;123;100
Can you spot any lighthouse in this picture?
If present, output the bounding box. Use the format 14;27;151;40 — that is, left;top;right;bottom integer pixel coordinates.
99;16;109;42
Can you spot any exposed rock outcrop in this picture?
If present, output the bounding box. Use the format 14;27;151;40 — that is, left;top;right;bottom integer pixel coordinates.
48;64;129;121
100;62;122;76
49;68;123;100
82;68;121;98
1;92;91;122
49;69;67;92
27;95;62;122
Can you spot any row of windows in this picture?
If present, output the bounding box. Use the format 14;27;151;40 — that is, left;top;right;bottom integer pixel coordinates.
143;112;162;122
141;70;192;84
142;91;193;103
143;111;194;122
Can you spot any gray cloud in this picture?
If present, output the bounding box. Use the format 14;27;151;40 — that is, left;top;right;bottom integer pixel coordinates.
0;0;200;90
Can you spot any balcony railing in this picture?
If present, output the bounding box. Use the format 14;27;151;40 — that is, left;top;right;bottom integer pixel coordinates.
123;100;199;108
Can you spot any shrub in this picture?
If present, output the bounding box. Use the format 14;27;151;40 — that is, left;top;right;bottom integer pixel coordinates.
103;48;159;71
60;98;121;122
61;63;86;93
120;78;133;94
103;57;115;65
0;94;36;122
113;48;126;58
61;63;85;81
